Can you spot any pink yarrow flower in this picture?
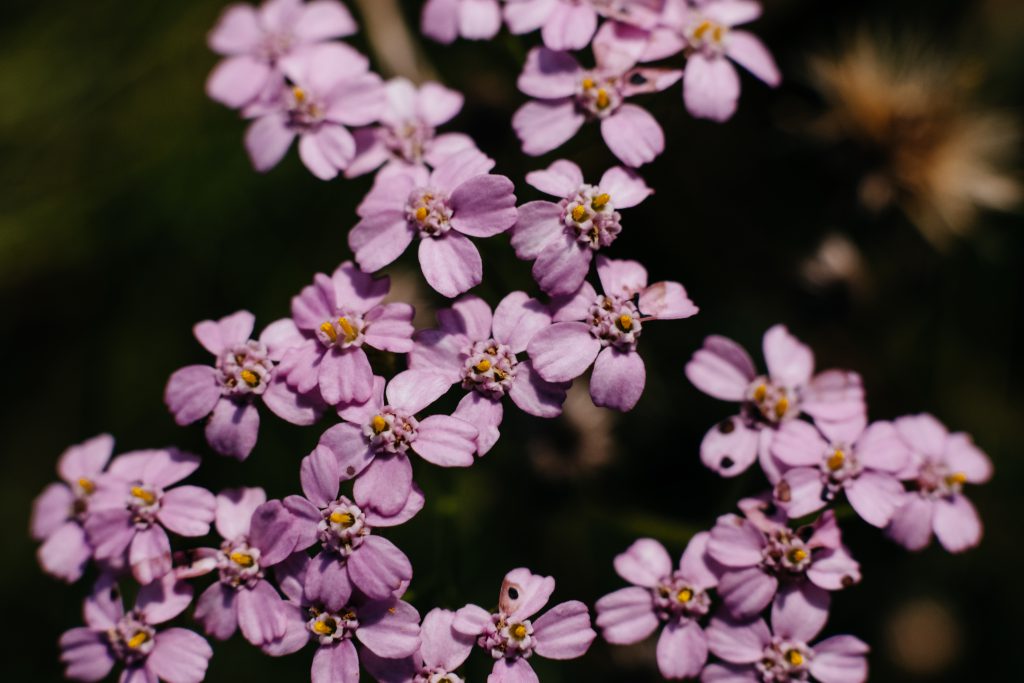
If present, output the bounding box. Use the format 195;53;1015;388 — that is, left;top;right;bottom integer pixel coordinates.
504;0;667;51
244;42;385;179
771;417;909;527
361;607;475;683
685;324;866;479
261;552;421;682
206;0;357;108
275;261;414;406
84;449;216;585
347;77;478;179
409;292;570;456
595;534;719;679
31;434;114;583
513;159;652;296
350;148;518;297
421;0;502;44
453;568;597;682
165;310;325;460
707;504;860;622
175;488;303;646
886;414;993;553
60;574;212;683
513;47;681;167
703;590;868;683
529;255;698;411
313;371;478;515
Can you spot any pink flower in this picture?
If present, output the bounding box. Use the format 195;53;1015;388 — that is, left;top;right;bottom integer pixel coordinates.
206;0;357;109
313;371;478;515
453;568;597;681
349;149;518;297
703;591;868;683
504;0;667;51
176;489;303;646
409;293;570;455
513;159;652;296
596;534;720;679
707;505;860;622
886;414;993;553
347;78;478;179
244;43;384;179
771;418;909;527
31;434;114;583
422;0;502;44
60;574;212;683
513;47;681;167
165;310;325;460
84;449;216;585
261;552;422;682
362;607;475;682
275;261;414;406
528;255;698;411
685;324;866;478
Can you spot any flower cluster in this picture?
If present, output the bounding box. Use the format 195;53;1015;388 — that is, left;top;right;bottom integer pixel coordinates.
32;1;994;682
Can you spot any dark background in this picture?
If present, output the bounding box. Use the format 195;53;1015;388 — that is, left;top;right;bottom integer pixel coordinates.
2;0;1021;680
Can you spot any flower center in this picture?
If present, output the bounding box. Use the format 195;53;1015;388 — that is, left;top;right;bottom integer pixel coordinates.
561;184;621;250
216;340;273;396
306;606;358;644
406;188;453;238
316;313;366;349
382;120;435;164
462;339;518;399
757;639;814;681
418;672;465;683
317;497;368;556
481;613;536;661
577;75;623;118
217;538;262;588
258;30;295;61
916;460;969;498
761;529;813;575
587;295;642;351
688;17;729;55
287;85;326;130
746;377;798;425
364;407;420;455
109;613;156;664
127;484;162;525
653;572;712;621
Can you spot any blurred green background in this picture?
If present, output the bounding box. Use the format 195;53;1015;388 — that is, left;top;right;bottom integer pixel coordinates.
2;0;1022;680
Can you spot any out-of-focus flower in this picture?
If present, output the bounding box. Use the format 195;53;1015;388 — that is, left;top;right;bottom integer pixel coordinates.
884;598;962;676
810;33;1022;245
505;0;666;52
422;0;503;44
31;434;113;583
799;232;870;299
596;534;719;679
350;148;518;297
513;159;652;296
409;293;569;456
513;47;682;167
453;567;597;681
207;0;357;108
528;379;618;479
886;414;993;553
362;607;475;682
530;256;697;411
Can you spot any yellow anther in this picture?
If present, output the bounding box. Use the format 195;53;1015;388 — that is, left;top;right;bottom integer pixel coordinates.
475;358;492;373
946;471;968;486
712;25;724;42
596;88;610;109
77;477;95;494
693;20;712;40
511;623;528;640
753;384;767;402
788;548;809;564
581;77;595;90
677;588;693;603
617;314;633;332
786;649;804;666
341;610;357;621
774;396;790;419
240;369;259;387
371;415;388;434
387;606;397;614
230;552;255;567
493;368;507;381
591;193;611;210
292;86;306;103
320;321;338;342
826;449;846;471
337;317;358;342
415;206;429;222
330;510;355;527
130;486;156;506
571;204;587;222
127;631;150;649
312;620;335;635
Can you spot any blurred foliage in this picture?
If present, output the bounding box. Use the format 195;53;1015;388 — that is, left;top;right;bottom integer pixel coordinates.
1;0;1022;681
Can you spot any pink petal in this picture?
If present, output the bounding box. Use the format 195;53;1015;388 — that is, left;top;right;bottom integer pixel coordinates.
727;31;780;86
777;467;827;519
205;399;260;460
532;600;596;659
414;414;478;467
525;159;583;197
945;433;994;484
453;603;492;637
438;294;494;338
325;73;385;127
333;260;392;313
421;0;460;44
57;433;114;482
598;166;652;209
38;521;92;583
84;508;135;561
450;175;518;238
596;254;648;297
504;0;558;35
417;81;465;126
846;472;905;528
420;608;474;671
517;48;582;99
809;635;870;683
684;54;740;122
706;614;771;664
362;483;426;528
194;583;239;641
613;537;671;587
701;662;759;682
541;3;597;51
237;579;288;645
493;291;552;352
708;515;764;567
130;526;172;585
164;366;220;425
291;272;336;329
595;586;659;644
138;574;195;625
319;348;373;405
60;628;116;682
349;212;416;273
386;369;453;414
771;583;829;643
534;234;592;296
305;552;354;612
894;413;949;459
262;375;324;426
717;567;778;618
508;360;569;419
250;500;304;565
208;4;262;54
418;232;483;297
657;620;708;679
293;0;358;42
206;56;273;108
454;392;504;455
357;599;422;659
259;318;306;360
590;348;646;411
143;449;202;489
807;546;861;591
429;148;495;194
527;322;602;383
348;535;413;600
700;418;761;476
705;0;763;26
802;370;866;426
423;132;477;168
245;113;296;173
489;658;540;683
354;454;414;517
933;494;983;553
300;445;342;507
685;335;757;402
458;0;502;40
550;281;597;322
357;169;422;218
679;531;720;590
409;329;466;381
763;324;814;388
772;420;828;467
510;200;564;260
512;100;585;156
298;125;355;180
601;104;664;167
501;568;555;620
158;486;216;537
31;482;73;541
639;280;698;320
311;640;359;683
364;303;415;353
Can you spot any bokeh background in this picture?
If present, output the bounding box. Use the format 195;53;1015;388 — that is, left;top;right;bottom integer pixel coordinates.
3;0;1022;680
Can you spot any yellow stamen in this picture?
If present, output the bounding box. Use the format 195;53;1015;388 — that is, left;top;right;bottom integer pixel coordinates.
240;369;259;387
774;396;789;419
753;384;767;402
475;358;492;373
493;368;507;381
415;206;429;222
581;77;595;90
618;314;633;331
591;193;611;210
230;552;254;567
130;486;156;506
511;623;528;640
826;449;846;471
788;548;809;564
312;620;335;635
292;86;306;103
712;25;724;43
387;606;397;614
320;321;338;342
786;649;804;666
946;472;968;486
78;477;95;494
371;415;388;434
571;204;587;222
693;20;712;40
677;588;693;603
127;632;149;649
596;88;610;109
330;510;355;527
337;317;357;342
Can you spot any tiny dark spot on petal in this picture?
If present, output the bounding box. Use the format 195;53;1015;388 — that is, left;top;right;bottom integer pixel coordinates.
775;481;792;503
841;575;855;588
346;466;356;476
629;72;646;85
718;418;735;434
720;456;735;469
508;587;519;600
